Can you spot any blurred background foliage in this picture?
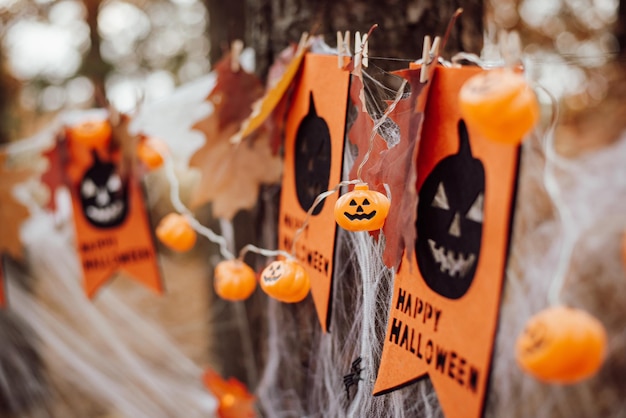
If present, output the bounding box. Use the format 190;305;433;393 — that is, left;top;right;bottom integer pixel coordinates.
0;0;624;153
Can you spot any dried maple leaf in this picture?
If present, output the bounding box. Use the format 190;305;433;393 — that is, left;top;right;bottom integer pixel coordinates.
346;69;388;194
346;63;432;270
0;153;36;261
370;69;429;270
203;368;257;418
189;51;282;219
233;38;308;154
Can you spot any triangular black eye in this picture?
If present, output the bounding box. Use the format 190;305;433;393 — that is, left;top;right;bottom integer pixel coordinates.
362;198;370;205
349;199;357;206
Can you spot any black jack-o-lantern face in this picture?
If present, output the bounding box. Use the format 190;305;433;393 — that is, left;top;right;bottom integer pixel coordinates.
262;261;285;284
79;152;129;229
345;197;375;221
416;120;485;299
518;321;551;358
294;91;332;215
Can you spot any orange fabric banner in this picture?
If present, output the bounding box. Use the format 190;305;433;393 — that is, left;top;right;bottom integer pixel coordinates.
69;149;163;298
278;53;351;331
374;66;520;418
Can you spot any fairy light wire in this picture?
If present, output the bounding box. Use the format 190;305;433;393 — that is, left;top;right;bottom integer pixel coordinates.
161;153;235;260
537;86;577;307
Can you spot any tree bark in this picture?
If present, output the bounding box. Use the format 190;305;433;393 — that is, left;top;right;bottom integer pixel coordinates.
82;0;111;99
209;0;483;78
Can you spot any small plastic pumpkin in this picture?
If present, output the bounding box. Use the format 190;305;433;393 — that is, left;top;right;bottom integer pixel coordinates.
214;259;257;301
515;306;607;384
136;137;167;170
66;119;112;148
459;68;539;145
334;183;390;231
156;213;197;252
259;259;310;303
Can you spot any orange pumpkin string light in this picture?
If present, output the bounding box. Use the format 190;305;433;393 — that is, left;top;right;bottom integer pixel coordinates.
334;183;390;231
214;259;257;301
459;68;540;145
259;259;310;303
158;147;235;260
515;306;607;384
156;213;197;252
331;73;404;232
514;79;608;384
66;119;113;149
136;136;168;170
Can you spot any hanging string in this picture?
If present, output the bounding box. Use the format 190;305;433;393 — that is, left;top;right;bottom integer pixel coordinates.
238;244;292;262
289;179;361;255
533;84;575;306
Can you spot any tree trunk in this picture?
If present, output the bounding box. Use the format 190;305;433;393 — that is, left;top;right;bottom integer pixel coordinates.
205;0;483;392
618;0;626;58
210;0;483;77
82;0;111;100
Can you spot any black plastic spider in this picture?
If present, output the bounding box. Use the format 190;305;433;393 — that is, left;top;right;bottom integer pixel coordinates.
343;357;363;400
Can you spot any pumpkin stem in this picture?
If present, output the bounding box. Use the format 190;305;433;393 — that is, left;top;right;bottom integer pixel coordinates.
308;91;317;116
457;119;473;157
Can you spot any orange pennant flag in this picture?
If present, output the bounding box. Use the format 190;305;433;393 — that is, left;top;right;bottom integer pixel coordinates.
278;53;351;331
373;66;521;418
68;147;163;298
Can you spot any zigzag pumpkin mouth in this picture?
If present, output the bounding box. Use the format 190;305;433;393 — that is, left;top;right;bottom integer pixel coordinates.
427;239;476;278
86;201;125;224
344;211;376;221
262;275;281;283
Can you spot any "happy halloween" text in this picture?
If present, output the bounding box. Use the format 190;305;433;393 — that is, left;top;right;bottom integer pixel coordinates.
389;287;481;393
282;234;330;276
388;317;480;393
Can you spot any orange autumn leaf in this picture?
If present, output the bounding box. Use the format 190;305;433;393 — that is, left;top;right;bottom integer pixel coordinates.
203;368;257;418
0;153;36;261
189;51;282;219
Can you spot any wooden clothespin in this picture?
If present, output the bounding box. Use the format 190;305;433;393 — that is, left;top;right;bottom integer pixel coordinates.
420;35;440;83
230;39;244;72
337;31;351;68
296;32;310;54
354;31;369;68
498;30;522;68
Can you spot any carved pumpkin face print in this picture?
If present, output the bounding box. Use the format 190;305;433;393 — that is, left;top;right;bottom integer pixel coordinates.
416;120;485;299
515;306;607;384
259;260;310;303
294;91;332;215
79;152;128;229
334;183;390;231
